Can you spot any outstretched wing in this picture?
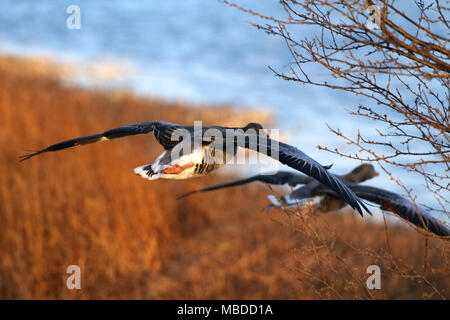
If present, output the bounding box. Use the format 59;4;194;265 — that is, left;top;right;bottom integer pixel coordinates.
220;134;371;216
348;185;450;237
178;171;310;199
19;121;181;161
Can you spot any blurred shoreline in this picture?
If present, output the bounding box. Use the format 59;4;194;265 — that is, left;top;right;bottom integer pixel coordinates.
0;53;275;125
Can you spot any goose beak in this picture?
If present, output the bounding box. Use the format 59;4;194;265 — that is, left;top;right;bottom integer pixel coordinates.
374;171;380;176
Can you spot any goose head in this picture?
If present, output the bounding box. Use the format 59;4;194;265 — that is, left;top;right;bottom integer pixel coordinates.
243;122;269;137
346;164;379;183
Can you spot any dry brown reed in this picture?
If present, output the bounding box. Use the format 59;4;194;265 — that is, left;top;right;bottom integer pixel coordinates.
0;55;448;299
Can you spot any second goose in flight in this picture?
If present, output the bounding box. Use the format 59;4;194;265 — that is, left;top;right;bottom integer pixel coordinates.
178;164;448;237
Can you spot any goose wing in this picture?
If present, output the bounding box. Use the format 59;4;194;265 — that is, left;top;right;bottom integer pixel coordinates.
348;185;450;237
218;134;371;216
19;121;183;161
178;171;311;199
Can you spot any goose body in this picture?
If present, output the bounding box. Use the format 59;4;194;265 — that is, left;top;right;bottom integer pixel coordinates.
178;164;449;237
134;143;235;180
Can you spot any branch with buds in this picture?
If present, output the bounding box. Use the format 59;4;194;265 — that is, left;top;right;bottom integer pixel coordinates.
224;0;449;218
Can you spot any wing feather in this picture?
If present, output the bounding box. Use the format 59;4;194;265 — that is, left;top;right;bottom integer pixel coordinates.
349;185;450;237
19;121;182;160
177;171;310;199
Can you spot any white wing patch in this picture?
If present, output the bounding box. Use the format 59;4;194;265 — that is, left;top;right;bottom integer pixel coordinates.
133;147;215;181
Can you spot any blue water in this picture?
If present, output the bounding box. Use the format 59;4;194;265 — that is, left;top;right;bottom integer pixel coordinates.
0;1;447;218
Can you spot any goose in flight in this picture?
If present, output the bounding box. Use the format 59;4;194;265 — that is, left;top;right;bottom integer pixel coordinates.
178;163;377;199
178;164;449;236
276;184;450;237
19;121;370;215
272;164;377;209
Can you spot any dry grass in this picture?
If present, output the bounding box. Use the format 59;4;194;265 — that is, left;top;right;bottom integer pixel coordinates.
0;55;448;299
